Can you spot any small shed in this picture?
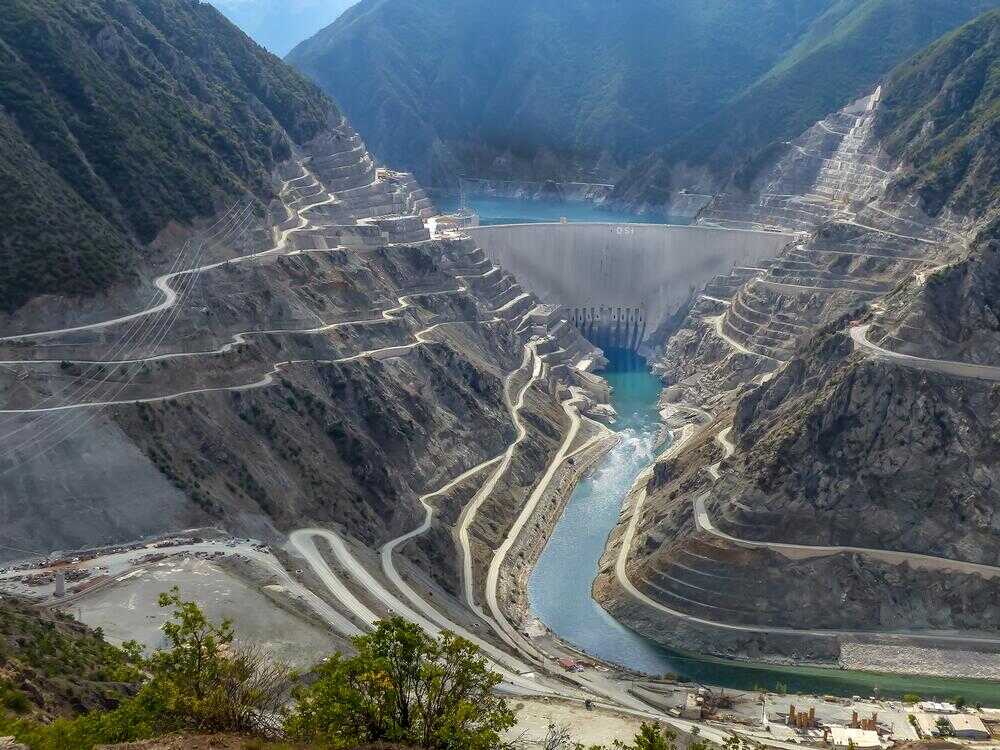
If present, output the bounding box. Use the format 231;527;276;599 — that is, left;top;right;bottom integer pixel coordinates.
830;727;881;749
912;712;940;738
947;715;991;740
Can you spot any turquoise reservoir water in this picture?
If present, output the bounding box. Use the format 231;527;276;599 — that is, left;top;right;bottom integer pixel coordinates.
528;349;1000;703
435;195;678;226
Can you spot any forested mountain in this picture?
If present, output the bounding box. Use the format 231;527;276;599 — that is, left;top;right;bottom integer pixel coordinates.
287;0;998;196
614;0;1000;211
876;8;1000;219
0;0;334;311
208;0;357;55
287;0;843;185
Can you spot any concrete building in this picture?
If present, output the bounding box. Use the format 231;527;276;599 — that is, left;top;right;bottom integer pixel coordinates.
830;727;881;749
913;712;941;738
947;715;991;740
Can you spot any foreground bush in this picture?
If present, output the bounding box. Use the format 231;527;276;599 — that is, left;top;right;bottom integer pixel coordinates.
284;617;516;749
0;589;289;749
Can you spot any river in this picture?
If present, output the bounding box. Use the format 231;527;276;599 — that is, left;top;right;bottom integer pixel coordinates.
528;348;1000;704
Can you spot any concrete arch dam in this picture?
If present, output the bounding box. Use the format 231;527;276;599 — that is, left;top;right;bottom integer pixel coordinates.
467;223;795;351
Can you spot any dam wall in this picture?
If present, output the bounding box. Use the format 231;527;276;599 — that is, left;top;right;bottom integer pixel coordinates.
468;223;795;349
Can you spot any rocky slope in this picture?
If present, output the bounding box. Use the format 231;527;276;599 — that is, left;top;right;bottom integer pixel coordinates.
596;13;1000;663
0;0;604;628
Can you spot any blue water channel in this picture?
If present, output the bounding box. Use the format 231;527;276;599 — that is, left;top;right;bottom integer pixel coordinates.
527;348;1000;704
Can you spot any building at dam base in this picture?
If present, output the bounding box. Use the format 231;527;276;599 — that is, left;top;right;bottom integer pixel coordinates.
467;223;795;350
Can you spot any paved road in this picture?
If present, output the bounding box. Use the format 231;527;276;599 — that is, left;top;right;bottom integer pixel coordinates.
291;527;551;694
287;529;380;630
0;321;460;414
456;342;542;613
1;277;504;415
709;314;777;361
484;391;588;662
850;323;1000;381
704;426;734;480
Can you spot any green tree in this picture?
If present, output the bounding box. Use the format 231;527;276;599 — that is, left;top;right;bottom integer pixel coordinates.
625;723;677;750
285;616;515;749
722;734;764;750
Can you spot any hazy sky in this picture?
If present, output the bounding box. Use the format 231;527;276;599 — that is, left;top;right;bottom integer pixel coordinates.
209;0;358;56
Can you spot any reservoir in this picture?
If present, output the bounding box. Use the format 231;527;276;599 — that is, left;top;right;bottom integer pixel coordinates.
528;348;1000;704
435;195;676;226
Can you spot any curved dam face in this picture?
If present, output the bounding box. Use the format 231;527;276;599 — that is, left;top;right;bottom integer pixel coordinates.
467;223;795;350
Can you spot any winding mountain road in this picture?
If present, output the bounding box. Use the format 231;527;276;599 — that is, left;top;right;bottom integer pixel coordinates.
692;494;1000;579
850;323;1000;381
456;341;543;613
0;321;465;414
483;391;588;662
291;526;550;694
615;416;1000;646
0;169;335;345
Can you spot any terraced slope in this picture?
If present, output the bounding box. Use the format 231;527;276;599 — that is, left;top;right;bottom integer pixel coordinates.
0;109;603;574
0;0;332;312
596;17;1000;664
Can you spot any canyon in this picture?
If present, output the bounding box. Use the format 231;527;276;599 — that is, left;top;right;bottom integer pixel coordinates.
3;3;1000;747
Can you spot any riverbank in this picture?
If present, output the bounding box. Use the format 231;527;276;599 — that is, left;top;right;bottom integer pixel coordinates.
498;429;620;630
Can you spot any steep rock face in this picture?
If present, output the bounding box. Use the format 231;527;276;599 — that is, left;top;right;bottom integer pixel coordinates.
723;331;1000;565
0;0;333;311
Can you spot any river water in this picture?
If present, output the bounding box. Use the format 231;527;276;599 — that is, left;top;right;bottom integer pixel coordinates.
528;349;1000;704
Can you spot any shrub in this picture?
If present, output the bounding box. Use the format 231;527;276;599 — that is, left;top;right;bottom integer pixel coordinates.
284;617;516;750
2;589;289;749
0;682;30;714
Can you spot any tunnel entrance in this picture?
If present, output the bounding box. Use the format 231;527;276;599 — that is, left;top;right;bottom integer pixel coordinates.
570;305;645;353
